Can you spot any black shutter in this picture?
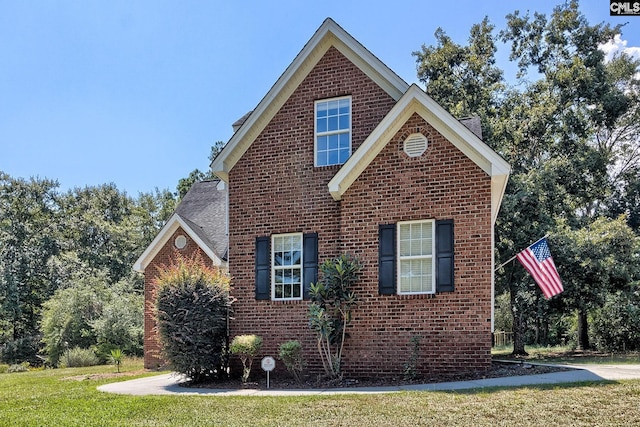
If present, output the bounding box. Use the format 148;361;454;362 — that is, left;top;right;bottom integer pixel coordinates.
378;224;396;295
303;233;318;300
435;220;454;293
255;236;271;300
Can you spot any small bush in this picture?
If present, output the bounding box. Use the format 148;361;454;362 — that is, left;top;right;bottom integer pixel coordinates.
0;364;9;373
230;335;263;383
7;362;29;373
109;348;124;373
403;336;421;381
278;340;304;383
60;347;100;368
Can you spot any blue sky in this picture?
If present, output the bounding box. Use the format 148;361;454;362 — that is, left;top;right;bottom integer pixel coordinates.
2;1;639;196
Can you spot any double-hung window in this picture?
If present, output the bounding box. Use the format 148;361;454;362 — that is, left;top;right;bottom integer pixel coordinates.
272;233;303;300
398;220;435;294
315;97;351;166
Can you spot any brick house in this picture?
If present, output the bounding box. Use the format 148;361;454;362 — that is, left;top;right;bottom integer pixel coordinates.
210;18;510;377
133;179;228;369
138;18;510;376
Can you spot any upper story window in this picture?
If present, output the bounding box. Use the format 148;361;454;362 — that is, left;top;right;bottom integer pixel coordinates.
398;220;435;294
315;97;351;166
272;233;303;300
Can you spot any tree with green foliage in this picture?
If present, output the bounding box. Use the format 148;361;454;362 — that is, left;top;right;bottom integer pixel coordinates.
553;216;640;350
415;0;640;355
0;173;60;350
154;252;232;383
40;273;107;366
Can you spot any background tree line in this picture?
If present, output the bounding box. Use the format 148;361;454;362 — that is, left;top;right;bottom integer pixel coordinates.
0;143;222;366
414;0;640;353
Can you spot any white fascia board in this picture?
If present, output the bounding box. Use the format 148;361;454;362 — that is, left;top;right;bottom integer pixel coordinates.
211;18;409;182
329;84;511;223
132;214;222;273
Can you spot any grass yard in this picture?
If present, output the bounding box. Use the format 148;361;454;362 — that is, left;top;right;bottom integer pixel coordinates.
492;345;640;364
1;358;639;426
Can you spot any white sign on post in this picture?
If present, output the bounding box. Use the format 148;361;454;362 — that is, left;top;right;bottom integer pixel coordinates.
261;356;275;389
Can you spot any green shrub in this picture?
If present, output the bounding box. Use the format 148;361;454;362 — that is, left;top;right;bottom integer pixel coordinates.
60;347;100;368
0;364;8;373
403;336;422;381
278;340;304;383
155;252;232;383
591;291;640;352
7;362;29;373
309;254;362;378
230;335;263;383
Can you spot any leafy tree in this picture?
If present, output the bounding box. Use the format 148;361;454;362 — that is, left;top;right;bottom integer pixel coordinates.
0;173;60;345
91;278;143;359
40;273;107;366
552;216;640;349
154;252;232;383
414;17;504;141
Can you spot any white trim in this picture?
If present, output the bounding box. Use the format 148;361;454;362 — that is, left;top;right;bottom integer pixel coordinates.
132;214;223;272
314;96;352;167
210;18;409;182
328;84;511;224
397;219;436;295
271;233;304;301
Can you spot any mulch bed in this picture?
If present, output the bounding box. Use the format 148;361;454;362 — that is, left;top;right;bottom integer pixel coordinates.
186;361;570;390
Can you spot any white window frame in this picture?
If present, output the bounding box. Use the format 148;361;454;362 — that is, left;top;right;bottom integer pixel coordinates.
314;96;352;167
271;233;303;301
397;219;436;295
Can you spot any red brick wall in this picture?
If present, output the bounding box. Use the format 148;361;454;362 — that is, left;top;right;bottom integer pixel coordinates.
339;113;493;376
227;47;493;378
143;227;213;369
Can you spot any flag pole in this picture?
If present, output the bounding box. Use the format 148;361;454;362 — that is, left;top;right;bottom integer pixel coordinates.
494;234;550;272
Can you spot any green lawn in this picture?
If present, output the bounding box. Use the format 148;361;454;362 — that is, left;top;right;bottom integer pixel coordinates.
492;345;640;364
1;359;639;426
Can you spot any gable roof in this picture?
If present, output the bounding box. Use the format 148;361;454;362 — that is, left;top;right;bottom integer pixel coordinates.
133;180;228;272
211;17;409;181
327;84;511;223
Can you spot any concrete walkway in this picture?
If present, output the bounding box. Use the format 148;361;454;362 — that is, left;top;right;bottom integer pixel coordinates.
97;364;640;396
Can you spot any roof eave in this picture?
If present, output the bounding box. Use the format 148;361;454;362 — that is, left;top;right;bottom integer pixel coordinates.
210;18;409;182
132;214;223;273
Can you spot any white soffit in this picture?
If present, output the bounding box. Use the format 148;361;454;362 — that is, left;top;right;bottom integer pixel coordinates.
210;18;409;182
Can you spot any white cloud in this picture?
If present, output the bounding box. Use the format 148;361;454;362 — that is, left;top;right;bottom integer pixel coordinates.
600;34;640;63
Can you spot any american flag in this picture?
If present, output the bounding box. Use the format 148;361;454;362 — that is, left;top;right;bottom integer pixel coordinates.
516;238;563;299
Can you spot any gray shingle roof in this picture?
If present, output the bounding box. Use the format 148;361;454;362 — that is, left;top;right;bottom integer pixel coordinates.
175;179;228;261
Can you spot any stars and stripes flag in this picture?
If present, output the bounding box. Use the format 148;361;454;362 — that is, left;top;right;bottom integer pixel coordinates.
516;238;563;299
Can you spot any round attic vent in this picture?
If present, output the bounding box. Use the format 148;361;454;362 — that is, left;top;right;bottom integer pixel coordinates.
175;235;187;249
403;133;428;157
